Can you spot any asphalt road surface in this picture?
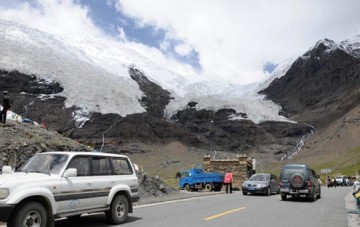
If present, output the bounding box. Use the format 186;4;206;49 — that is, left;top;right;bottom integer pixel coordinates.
54;187;352;227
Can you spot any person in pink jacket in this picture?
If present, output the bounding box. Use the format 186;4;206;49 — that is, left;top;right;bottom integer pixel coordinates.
224;170;233;193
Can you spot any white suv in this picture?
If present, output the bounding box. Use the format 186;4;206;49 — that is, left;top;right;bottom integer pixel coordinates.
0;151;140;227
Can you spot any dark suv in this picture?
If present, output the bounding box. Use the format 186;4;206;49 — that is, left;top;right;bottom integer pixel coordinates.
279;164;321;201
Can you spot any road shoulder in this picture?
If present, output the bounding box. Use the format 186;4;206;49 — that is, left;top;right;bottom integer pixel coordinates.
345;192;360;227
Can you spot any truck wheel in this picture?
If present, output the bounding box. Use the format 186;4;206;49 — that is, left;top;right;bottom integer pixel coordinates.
8;201;47;227
106;194;129;224
204;183;213;192
281;193;287;201
184;184;191;191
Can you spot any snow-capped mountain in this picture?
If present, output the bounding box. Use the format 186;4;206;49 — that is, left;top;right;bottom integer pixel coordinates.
0;19;290;124
2;18;359;162
340;35;360;58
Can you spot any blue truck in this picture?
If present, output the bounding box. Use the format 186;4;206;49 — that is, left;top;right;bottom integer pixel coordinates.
179;168;225;192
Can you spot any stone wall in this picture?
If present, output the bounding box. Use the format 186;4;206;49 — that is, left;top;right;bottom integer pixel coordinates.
203;155;253;190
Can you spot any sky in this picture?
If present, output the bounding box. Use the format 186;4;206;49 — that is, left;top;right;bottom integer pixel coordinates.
1;0;360;84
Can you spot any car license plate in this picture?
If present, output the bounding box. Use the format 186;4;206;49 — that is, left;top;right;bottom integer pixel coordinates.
248;187;256;191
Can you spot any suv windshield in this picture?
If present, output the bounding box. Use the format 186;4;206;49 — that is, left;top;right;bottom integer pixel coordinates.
281;168;306;180
18;153;69;175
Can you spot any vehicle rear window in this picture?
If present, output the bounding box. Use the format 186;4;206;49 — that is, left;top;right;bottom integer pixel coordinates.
111;158;133;175
249;174;269;181
281;168;306;180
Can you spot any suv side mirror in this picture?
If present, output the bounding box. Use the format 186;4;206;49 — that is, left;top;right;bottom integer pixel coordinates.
64;168;77;178
2;166;13;174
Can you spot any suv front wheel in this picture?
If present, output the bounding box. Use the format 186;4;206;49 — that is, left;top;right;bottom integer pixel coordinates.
106;194;129;224
8;201;47;227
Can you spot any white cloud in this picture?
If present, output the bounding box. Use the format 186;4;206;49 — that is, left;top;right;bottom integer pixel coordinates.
174;43;193;57
117;0;360;84
0;0;101;38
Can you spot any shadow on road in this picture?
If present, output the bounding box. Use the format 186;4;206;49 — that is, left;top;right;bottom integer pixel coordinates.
55;214;143;227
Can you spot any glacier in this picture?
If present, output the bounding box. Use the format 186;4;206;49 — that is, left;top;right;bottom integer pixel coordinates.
1;19;297;124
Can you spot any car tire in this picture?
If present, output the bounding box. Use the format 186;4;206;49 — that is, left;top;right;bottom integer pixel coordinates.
281;193;287;201
310;190;316;202
106;194;129;224
8;201;47;227
242;191;247;195
267;187;271;196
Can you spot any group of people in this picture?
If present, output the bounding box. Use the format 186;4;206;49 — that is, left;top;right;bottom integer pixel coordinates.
0;91;12;124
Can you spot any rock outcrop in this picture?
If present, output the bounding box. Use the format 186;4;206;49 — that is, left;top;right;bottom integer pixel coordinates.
261;40;360;129
0;67;311;161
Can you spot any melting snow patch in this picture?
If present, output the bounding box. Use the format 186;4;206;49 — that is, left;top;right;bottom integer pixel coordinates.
72;108;91;128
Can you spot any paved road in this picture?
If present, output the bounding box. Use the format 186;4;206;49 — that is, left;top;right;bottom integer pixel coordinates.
52;187;354;227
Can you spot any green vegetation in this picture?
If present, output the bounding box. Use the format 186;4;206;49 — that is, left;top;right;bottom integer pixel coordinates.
312;146;360;177
265;146;360;183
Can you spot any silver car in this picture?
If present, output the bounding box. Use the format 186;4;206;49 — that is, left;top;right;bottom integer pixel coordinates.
241;173;279;196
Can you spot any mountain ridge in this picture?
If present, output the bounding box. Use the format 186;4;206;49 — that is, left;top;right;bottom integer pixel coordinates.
1;19;359;179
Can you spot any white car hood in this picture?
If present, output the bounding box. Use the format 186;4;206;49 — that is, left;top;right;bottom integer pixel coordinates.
0;172;55;187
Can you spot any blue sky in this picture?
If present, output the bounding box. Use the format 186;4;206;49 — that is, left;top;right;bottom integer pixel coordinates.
1;0;360;84
78;0;202;72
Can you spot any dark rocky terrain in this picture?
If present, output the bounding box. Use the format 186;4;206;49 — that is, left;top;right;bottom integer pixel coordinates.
261;41;360;129
0;122;89;170
0;67;312;163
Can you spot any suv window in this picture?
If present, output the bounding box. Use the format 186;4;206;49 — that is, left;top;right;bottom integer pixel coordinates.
92;156;111;175
67;156;90;176
111;157;133;175
281;167;306;180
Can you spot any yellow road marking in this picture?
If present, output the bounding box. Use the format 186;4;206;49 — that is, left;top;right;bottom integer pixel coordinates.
204;207;246;221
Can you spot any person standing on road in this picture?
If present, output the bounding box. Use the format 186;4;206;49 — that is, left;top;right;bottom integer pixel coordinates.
0;91;12;124
224;170;233;194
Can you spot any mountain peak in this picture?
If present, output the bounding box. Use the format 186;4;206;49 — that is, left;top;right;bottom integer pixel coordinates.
303;36;360;59
303;38;341;58
340;35;360;58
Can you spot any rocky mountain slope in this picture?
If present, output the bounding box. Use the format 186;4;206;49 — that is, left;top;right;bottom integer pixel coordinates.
0;122;89;170
261;38;360;129
0;68;312;163
261;38;360;174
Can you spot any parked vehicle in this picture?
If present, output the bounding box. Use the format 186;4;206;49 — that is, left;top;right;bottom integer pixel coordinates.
241;173;279;196
279;164;321;201
334;175;349;186
179;168;224;192
0;151;140;227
